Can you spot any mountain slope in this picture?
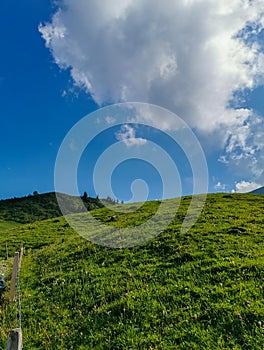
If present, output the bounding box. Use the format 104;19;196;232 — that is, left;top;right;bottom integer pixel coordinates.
251;186;264;195
1;193;264;349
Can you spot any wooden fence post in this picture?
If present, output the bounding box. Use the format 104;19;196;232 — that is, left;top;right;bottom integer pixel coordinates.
6;328;23;350
9;252;19;302
18;244;23;271
5;243;8;260
6;247;24;349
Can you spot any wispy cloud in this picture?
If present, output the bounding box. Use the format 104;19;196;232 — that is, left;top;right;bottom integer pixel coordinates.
219;114;264;184
214;181;227;191
105;116;116;125
116;124;147;147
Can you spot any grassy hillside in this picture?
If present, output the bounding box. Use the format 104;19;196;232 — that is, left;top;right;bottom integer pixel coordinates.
0;192;104;224
0;219;21;232
1;193;264;349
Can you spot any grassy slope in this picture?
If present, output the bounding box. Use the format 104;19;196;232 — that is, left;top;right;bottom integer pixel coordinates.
1;193;264;349
0;192;103;224
0;220;21;232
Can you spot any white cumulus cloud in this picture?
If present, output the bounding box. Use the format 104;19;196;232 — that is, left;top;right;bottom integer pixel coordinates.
39;0;264;181
234;180;262;193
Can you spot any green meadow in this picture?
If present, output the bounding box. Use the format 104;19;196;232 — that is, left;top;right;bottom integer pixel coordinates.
1;193;264;349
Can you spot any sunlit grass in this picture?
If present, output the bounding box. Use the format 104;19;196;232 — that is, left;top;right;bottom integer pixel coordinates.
0;193;264;349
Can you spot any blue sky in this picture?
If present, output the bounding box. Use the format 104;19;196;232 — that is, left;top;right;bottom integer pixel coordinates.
0;0;97;198
1;0;264;201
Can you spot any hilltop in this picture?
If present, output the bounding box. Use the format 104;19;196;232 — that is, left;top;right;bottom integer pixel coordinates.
0;192;104;224
0;193;264;349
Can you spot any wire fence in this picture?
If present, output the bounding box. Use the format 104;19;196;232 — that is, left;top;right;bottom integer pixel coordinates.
6;245;23;350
